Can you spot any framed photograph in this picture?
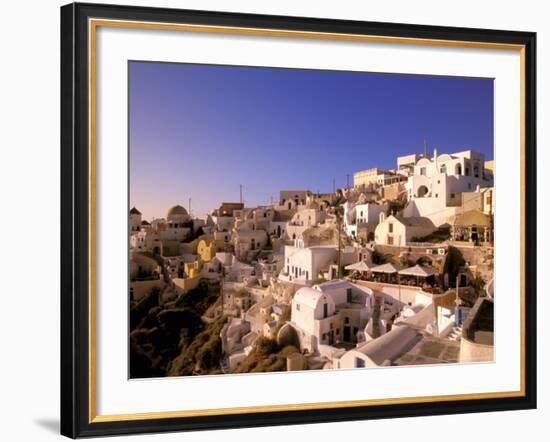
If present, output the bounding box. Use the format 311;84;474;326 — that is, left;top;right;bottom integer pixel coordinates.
60;2;537;438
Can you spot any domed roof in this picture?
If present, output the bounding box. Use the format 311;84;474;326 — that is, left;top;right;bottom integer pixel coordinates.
167;205;188;218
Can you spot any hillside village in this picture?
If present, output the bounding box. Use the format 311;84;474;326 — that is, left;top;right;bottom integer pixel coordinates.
129;148;495;378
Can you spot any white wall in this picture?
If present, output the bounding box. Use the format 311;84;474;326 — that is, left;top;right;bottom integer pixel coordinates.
1;1;547;441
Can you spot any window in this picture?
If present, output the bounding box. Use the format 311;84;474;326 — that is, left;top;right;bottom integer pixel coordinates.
323;303;328;318
388;223;393;233
346;288;352;303
451;193;456;199
355;358;365;368
345;317;350;324
296;303;300;311
420;167;426;176
440;165;447;174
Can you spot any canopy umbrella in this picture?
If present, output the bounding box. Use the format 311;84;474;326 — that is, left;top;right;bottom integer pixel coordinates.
370;262;404;285
371;263;404;274
398;264;435;287
398;265;434;277
345;260;376;272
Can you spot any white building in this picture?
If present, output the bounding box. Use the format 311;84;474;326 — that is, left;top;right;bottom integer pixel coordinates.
279;242;338;285
129;207;142;232
129;205;193;254
374;213;436;246
286;206;326;240
338;324;422;368
342;201;388;240
404;149;492;226
257;252;284;286
232;229;268;260
288;280;373;352
215;253;256;283
278;190;309;210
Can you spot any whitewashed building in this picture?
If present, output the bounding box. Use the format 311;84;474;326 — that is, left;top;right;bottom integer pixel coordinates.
374;213;436;246
288;280;374;352
233;229;268;260
279;242;338;285
342;201;388;240
403;149;493;226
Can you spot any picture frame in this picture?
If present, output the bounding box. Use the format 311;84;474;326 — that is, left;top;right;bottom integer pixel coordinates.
60;2;537;438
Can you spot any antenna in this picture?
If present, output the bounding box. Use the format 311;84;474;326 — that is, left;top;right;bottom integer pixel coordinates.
239;184;243;204
423;138;428;158
188;197;192;216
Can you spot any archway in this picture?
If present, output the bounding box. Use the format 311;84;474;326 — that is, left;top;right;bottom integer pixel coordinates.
417;185;429;197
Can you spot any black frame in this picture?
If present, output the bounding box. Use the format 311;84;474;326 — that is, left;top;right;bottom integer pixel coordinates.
61;2;537;438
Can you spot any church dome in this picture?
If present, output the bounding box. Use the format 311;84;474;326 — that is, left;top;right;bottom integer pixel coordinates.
167;205;190;221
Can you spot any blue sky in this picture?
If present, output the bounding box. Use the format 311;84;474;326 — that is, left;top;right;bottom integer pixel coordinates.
129;61;493;220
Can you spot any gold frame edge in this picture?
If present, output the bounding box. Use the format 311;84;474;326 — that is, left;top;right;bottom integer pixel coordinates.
87;18;527;423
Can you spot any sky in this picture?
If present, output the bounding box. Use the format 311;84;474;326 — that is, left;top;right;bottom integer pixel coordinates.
129;61;494;220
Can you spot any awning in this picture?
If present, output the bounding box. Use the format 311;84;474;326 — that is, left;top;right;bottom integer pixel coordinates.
398;264;435;277
345;260;376;272
371;263;404;274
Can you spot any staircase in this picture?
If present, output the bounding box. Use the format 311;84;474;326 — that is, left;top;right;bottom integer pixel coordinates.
447;325;463;341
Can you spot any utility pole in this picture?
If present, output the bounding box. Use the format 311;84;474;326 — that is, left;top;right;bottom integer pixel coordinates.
336;207;342;279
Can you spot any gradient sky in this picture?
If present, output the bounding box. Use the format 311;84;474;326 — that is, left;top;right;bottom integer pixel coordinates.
129;61;494;220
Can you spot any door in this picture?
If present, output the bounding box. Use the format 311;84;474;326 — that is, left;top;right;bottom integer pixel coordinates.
343;325;350;342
